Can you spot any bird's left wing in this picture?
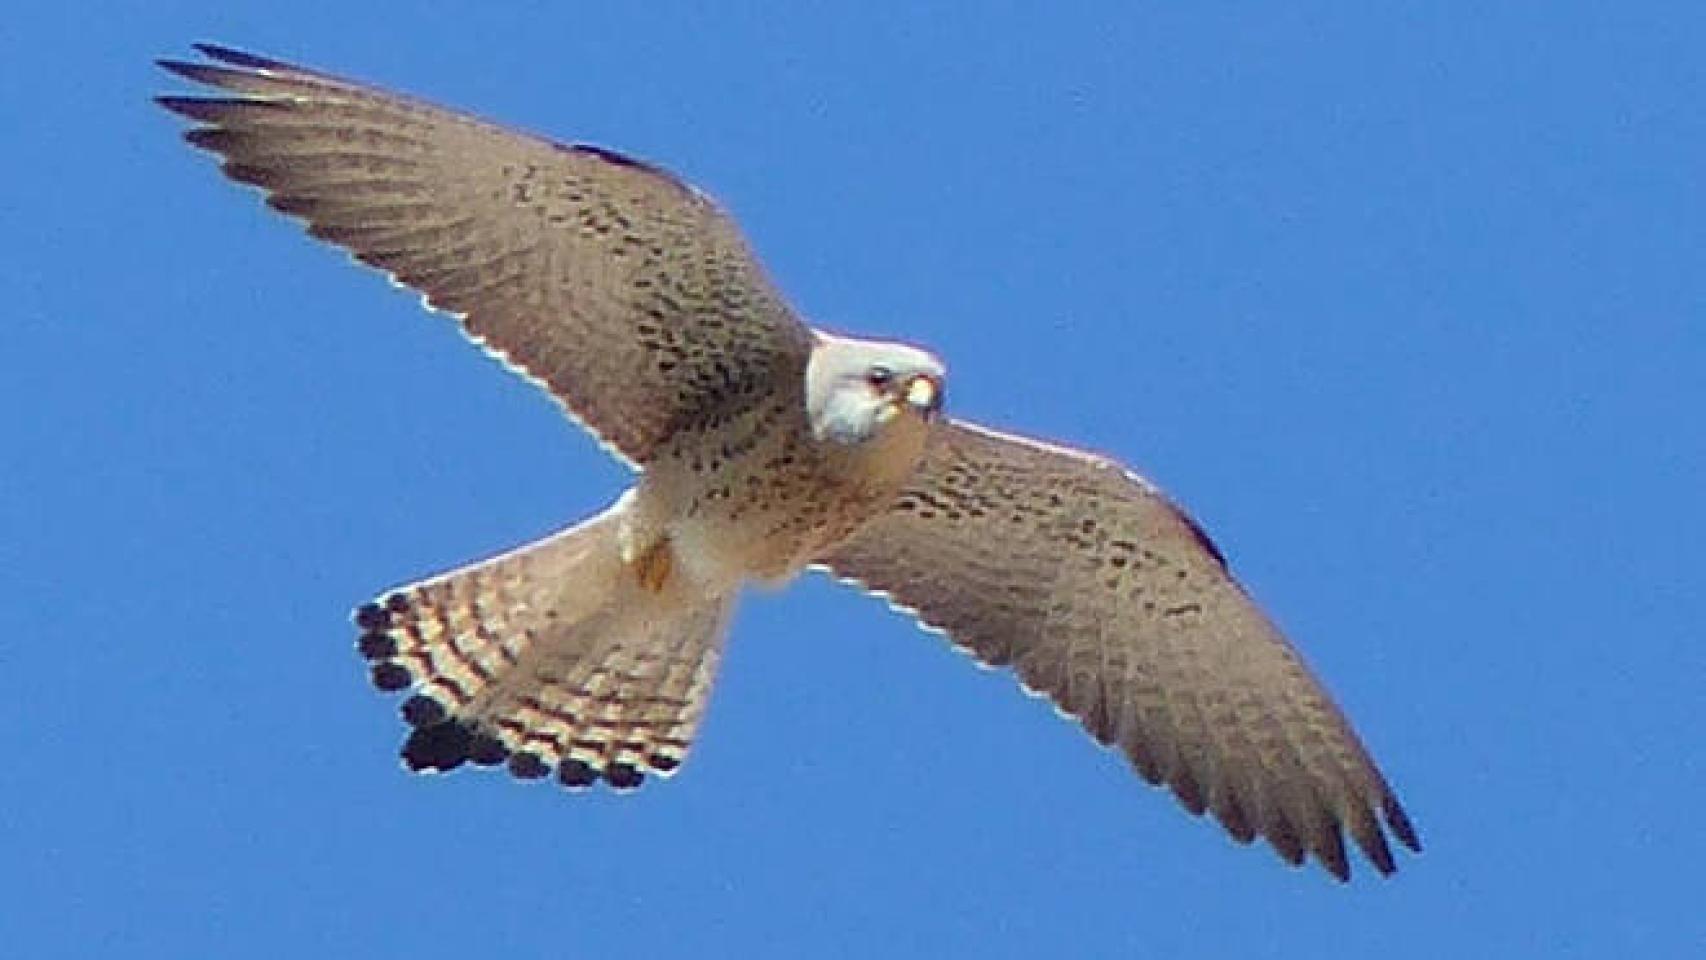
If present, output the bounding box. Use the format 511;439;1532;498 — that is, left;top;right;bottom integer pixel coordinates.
815;419;1419;881
157;44;815;467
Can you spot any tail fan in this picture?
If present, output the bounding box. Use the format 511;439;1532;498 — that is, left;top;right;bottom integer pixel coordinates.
352;506;735;792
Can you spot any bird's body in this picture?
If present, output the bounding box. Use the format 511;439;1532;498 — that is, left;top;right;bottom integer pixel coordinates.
630;334;941;590
160;44;1419;880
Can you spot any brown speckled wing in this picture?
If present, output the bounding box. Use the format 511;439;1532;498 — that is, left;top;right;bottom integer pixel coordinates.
158;44;814;466
818;419;1420;881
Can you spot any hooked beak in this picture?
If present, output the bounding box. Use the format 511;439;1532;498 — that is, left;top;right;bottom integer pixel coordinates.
902;373;945;419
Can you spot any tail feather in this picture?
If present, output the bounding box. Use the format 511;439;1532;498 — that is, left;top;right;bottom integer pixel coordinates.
353;504;735;792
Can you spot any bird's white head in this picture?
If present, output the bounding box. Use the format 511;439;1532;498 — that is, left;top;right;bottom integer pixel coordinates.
805;333;946;447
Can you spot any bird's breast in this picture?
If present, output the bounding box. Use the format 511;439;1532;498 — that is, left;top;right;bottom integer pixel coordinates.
638;398;926;586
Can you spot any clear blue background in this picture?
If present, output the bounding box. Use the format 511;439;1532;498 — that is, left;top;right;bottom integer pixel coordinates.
5;3;1701;957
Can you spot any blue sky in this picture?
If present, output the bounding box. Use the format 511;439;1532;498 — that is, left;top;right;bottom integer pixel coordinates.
5;3;1702;956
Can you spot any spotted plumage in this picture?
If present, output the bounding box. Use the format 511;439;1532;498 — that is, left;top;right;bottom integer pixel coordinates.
160;44;1418;881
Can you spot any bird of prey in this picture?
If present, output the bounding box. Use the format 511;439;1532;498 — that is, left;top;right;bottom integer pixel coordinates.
158;44;1419;881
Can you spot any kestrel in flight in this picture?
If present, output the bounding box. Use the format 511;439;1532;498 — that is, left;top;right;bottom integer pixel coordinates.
159;44;1419;881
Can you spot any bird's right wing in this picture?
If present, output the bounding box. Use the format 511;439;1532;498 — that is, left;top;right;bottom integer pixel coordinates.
158;44;815;467
816;419;1419;881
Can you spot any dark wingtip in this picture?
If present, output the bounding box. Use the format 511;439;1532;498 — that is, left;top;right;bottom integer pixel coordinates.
155;59;206;83
154;94;220;121
1343;809;1399;879
1361;837;1397;878
192;42;286;72
1324;856;1351;884
156;95;294;127
1319;829;1353;883
1385;796;1423;852
156;60;275;92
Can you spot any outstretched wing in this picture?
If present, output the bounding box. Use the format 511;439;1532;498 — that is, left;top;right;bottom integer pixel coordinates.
817;419;1420;881
158;44;814;466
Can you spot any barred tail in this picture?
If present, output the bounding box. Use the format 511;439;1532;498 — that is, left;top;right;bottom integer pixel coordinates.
352;501;735;792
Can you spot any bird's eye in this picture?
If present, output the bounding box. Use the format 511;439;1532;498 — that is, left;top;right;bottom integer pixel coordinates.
865;366;894;388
